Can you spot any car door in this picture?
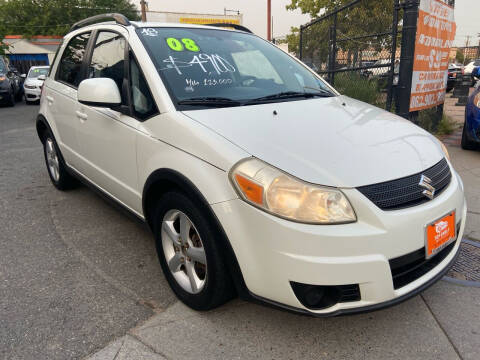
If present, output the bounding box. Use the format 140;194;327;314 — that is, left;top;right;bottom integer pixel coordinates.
74;30;148;213
48;32;91;166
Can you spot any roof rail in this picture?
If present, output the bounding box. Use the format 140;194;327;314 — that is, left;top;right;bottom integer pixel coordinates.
205;23;253;34
69;13;132;33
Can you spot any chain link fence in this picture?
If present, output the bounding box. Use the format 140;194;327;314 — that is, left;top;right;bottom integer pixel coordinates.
299;0;401;111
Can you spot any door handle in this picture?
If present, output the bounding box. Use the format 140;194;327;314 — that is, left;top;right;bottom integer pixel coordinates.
75;110;88;121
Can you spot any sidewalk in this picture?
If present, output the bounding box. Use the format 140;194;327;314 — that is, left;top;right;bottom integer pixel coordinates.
85;98;480;360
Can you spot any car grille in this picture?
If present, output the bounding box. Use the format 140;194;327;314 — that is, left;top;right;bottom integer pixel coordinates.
388;221;460;289
357;158;451;210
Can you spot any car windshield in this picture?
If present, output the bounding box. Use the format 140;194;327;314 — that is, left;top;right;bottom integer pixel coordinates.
137;27;335;108
474;60;480;66
28;67;49;78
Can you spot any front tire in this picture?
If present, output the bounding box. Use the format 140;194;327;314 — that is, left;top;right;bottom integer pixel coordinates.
42;130;78;190
153;191;234;310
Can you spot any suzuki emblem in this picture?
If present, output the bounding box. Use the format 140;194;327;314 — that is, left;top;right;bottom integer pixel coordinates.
419;175;435;200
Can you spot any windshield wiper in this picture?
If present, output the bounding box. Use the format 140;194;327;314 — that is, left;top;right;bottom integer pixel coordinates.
177;97;242;107
303;86;335;96
245;90;333;104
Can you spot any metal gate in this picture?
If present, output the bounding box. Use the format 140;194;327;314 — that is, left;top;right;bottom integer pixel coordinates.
299;0;401;112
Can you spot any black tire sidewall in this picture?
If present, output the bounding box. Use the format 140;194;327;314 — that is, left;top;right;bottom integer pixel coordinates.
42;131;76;190
153;191;233;310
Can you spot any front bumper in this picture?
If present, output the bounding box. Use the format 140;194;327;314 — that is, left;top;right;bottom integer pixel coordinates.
212;167;466;316
24;87;41;101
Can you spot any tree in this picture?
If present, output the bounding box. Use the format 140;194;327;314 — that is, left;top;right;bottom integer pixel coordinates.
455;49;464;64
0;0;140;37
284;27;300;56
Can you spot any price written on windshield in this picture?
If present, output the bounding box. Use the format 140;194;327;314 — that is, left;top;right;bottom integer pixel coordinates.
159;53;236;76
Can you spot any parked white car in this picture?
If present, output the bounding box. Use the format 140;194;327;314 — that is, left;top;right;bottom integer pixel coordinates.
24;66;49;103
36;14;466;316
463;59;480;75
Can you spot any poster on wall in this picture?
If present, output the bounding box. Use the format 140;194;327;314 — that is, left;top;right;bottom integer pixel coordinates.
410;0;456;112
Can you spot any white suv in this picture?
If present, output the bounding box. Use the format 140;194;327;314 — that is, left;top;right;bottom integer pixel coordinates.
37;14;466;316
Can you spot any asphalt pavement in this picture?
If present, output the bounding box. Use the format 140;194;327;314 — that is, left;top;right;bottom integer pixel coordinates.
0;102;175;359
1;102;479;360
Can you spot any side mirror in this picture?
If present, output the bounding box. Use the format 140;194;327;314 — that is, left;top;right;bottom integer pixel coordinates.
78;78;121;108
38;75;46;81
20;74;26;78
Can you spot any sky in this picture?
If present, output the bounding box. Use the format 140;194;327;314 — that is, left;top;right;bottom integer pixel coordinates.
453;0;479;47
134;0;477;45
134;0;310;39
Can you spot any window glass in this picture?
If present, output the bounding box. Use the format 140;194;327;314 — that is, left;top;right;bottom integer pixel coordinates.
57;32;90;87
48;40;63;77
232;49;283;84
130;53;157;119
28;67;49;78
137;28;334;109
88;32;126;102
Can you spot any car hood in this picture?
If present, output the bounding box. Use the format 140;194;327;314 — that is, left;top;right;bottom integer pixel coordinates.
182;96;445;188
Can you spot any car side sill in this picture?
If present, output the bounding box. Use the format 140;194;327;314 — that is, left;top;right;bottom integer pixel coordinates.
66;164;148;228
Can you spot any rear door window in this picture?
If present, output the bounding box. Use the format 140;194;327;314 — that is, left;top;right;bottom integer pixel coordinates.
56;32;91;87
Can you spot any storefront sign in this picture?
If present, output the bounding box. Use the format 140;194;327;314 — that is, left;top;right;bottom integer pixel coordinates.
179;18;240;25
410;0;456;112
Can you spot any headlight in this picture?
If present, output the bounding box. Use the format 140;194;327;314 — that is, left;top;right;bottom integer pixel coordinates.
230;158;356;224
0;76;6;82
440;141;450;161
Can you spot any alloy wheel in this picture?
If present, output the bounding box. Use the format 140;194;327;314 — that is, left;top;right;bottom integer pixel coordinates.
45;138;60;182
161;209;207;294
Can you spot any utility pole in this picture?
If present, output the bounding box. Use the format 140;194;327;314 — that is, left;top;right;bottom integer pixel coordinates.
267;0;272;41
140;0;147;22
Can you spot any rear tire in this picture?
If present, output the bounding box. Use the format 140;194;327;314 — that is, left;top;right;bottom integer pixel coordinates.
153;191;235;311
42;130;78;190
461;120;478;150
